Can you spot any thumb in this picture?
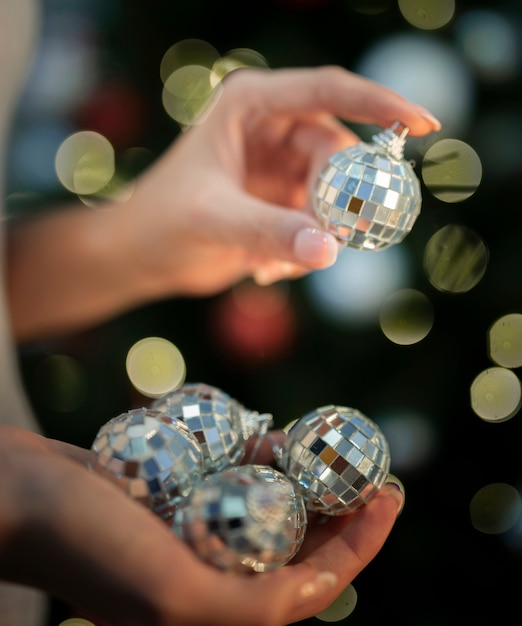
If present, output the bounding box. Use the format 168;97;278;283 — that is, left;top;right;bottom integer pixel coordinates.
205;185;339;270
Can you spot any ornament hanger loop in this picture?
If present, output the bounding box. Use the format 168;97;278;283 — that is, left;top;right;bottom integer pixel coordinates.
372;120;410;161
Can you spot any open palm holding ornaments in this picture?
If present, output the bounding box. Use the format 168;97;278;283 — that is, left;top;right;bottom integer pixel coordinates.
89;381;391;572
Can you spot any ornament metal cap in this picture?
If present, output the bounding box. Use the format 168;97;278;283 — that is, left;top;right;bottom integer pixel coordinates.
372;120;409;161
239;409;273;440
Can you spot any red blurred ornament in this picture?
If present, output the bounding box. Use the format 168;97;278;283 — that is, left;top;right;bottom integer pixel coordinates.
75;80;148;149
208;281;298;366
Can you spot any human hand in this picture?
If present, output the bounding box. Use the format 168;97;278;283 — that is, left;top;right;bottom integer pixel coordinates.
126;65;440;295
7;65;440;341
0;424;403;626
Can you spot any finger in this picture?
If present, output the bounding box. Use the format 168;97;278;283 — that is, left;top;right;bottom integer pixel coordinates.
223;65;441;136
282;483;404;622
47;437;92;465
201;183;338;270
289;114;360;172
200;483;404;626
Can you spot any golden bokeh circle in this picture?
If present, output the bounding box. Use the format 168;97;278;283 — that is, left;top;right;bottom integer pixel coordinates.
488;313;522;369
470;366;522;423
315;584;358;622
160;38;220;84
423;224;488;293
422;138;482;203
126;337;186;398
379;288;434;345
55;131;115;196
162;65;222;126
470;483;522;534
210;48;269;86
398;0;455;31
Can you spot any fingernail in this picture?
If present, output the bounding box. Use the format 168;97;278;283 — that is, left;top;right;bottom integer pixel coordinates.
294;228;338;267
300;572;338;599
416;107;442;131
383;475;405;515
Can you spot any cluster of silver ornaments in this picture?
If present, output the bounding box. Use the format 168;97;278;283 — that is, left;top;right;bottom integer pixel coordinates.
89;383;391;571
313;121;422;251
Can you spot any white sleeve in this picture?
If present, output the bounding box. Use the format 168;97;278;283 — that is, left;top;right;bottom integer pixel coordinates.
0;2;49;625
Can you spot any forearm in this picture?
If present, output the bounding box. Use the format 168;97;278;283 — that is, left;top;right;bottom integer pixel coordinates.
5;202;144;342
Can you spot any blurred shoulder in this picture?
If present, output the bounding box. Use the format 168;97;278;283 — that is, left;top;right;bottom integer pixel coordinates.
0;0;40;119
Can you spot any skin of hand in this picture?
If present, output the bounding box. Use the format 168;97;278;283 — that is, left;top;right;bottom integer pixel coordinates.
0;424;403;626
6;65;440;342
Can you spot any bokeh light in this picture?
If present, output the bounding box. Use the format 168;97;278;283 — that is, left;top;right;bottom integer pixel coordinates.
470;367;522;423
355;32;475;138
423;224;488;294
398;0;455;31
378;411;437;472
118;146;156;178
470;483;522;535
379;288;433;345
126;337;186;398
162;65;222;127
17;11;99;117
9;119;72;192
58;620;96;626
210;48;269;86
347;0;392;15
77;145;150;207
487;314;522;369
160;39;220;84
32;354;88;413
315;584;358;622
77;171;134;208
454;9;520;83
55;130;115;195
208;281;297;366
422;138;482;203
156;38;261;128
304;245;411;327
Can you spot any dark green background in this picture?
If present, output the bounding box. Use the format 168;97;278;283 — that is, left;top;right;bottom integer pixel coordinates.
8;1;522;624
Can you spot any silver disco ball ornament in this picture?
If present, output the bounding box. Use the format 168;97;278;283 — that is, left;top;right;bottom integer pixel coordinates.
151;382;273;474
313;121;421;251
172;464;307;573
280;405;391;515
89;407;204;520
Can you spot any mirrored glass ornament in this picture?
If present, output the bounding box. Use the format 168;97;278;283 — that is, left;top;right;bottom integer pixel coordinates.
172;464;307;572
313;121;421;251
151;382;273;474
88;407;204;520
279;405;390;515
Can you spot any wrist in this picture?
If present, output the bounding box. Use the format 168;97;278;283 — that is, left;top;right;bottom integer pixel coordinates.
7;201;145;340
